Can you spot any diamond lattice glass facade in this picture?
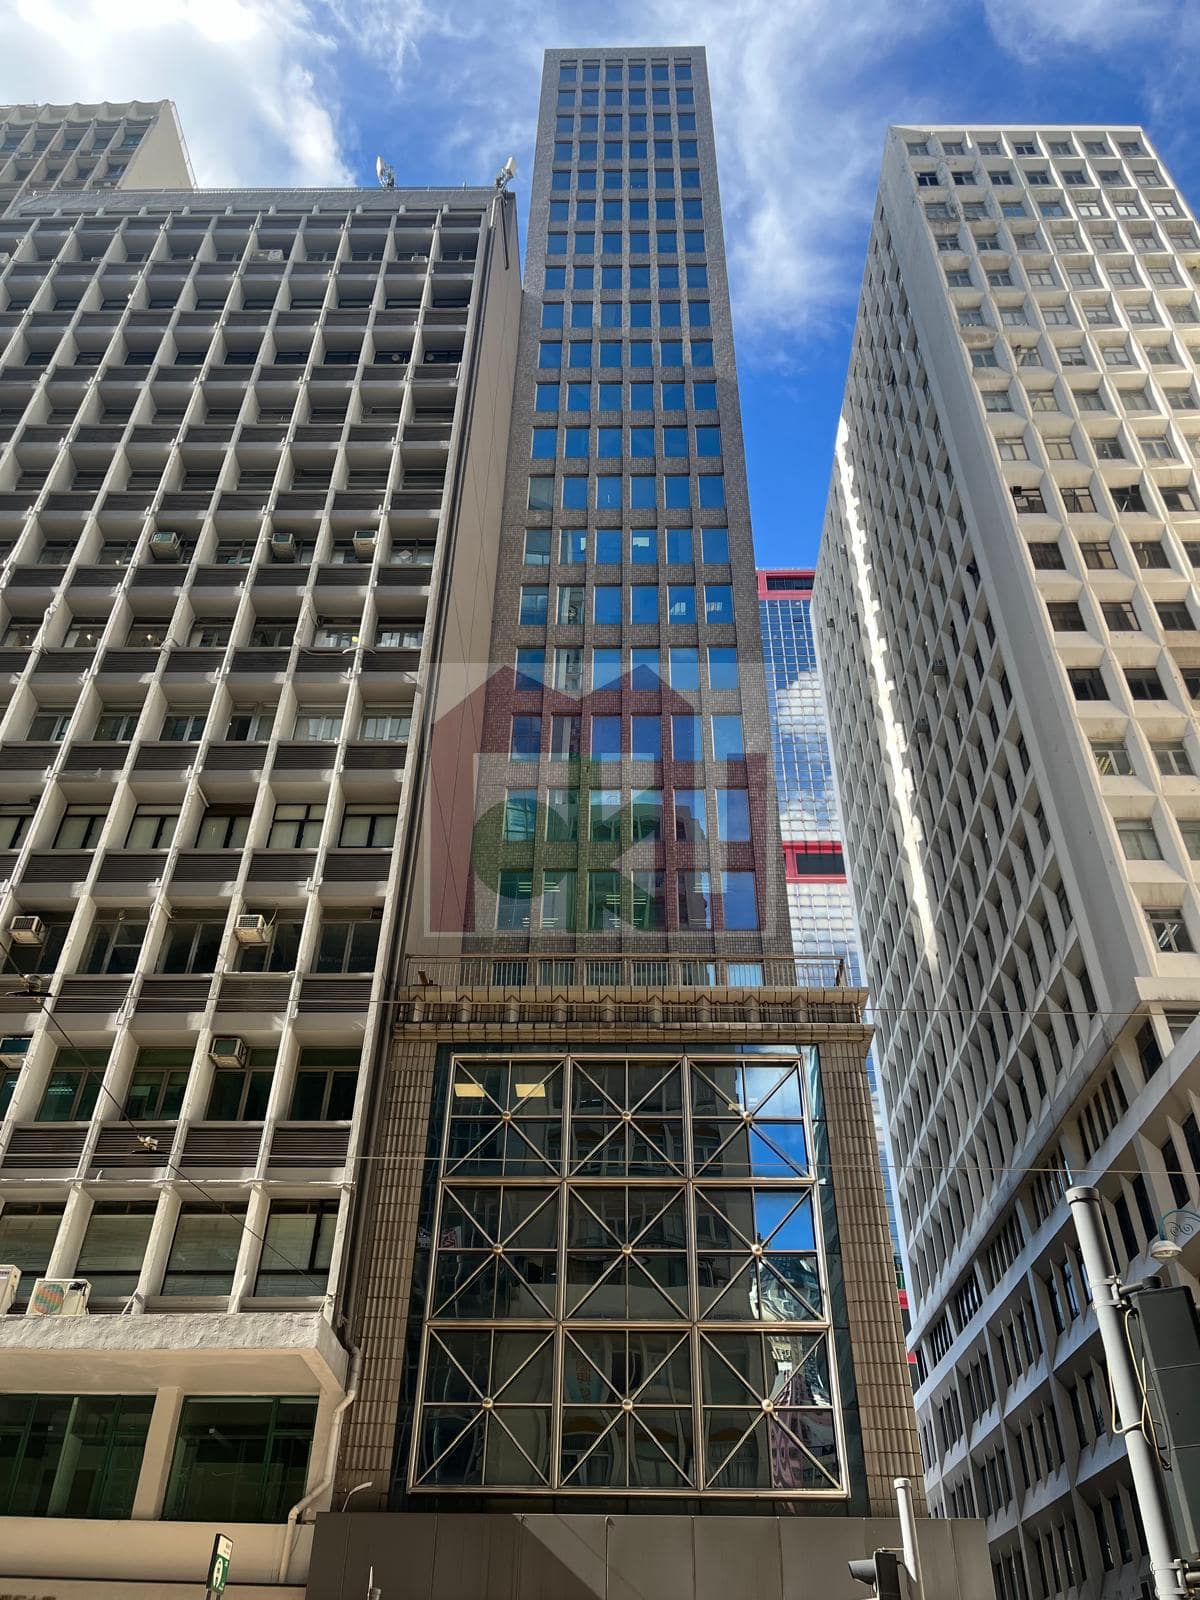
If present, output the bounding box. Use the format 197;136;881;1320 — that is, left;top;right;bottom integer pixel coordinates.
408;1049;847;1498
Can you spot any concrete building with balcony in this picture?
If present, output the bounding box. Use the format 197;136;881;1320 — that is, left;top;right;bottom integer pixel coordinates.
0;176;521;1596
817;123;1200;1600
0;101;193;214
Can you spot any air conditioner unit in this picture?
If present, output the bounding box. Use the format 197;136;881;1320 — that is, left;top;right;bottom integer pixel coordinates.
0;1265;20;1316
209;1035;248;1068
234;914;269;946
9;915;45;946
26;1277;90;1317
0;1035;29;1069
270;532;297;562
931;658;949;677
353;532;377;560
149;530;181;561
0;251;11;265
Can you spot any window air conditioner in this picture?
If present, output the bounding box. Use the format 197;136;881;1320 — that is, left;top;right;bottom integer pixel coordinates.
209;1036;248;1068
353;532;377;560
149;530;181;561
26;1277;91;1317
0;1035;30;1069
9;915;45;946
234;914;269;946
0;1265;20;1316
270;532;297;562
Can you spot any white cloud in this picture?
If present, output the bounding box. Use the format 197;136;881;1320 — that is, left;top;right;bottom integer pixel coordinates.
0;0;352;186
980;0;1175;55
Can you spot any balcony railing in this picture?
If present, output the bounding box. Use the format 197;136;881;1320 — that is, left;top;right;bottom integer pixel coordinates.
398;953;849;992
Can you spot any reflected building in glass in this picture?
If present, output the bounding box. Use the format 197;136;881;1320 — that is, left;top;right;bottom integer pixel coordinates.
757;569;902;1273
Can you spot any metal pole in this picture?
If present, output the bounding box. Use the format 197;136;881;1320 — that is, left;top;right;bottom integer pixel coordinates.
1067;1185;1189;1600
893;1476;925;1600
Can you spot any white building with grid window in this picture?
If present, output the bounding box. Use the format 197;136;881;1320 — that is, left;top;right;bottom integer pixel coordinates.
816;124;1200;1600
0;175;521;1596
0;102;193;214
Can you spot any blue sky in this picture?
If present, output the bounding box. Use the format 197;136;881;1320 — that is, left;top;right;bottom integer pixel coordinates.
3;0;1198;567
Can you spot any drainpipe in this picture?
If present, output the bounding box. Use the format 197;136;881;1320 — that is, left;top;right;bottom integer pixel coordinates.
276;1345;362;1586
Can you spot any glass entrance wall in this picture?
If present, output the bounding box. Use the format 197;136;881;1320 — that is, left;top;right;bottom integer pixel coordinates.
409;1051;846;1498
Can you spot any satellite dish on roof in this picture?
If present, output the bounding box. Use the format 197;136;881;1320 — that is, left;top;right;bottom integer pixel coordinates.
375;155;395;190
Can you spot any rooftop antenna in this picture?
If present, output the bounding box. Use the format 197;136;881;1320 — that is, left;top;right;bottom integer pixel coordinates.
375;155;395;190
494;155;517;191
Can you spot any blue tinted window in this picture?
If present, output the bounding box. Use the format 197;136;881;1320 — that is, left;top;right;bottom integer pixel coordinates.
631;648;660;687
698;475;725;508
668;585;695;623
591;715;621;759
562;478;587;509
515;649;544;690
629;427;654;456
539;342;562;368
567;383;590;411
692;381;716;408
631;586;658;624
595;529;622;564
701;527;729;562
708;646;738;689
597;427;621;458
596;476;621;508
663;427;688;456
535;384;558;412
570;302;592;328
722;871;758;929
695;426;721;456
672;716;701;760
712;715;744;760
594;587;622;625
705;584;734;623
631;476;656;508
665;477;690;508
564;428;588;457
669;646;699;690
531;428;556;459
631;715;661;759
519;587;548;625
666;527;693;564
631;529;656;563
662;382;685;409
598;383;622;409
593;648;621;690
629;382;654;408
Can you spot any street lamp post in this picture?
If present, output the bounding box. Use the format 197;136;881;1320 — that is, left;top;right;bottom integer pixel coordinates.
1150;1208;1200;1264
1067;1186;1190;1600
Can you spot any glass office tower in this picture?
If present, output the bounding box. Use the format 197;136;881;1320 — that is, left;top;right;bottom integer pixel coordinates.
311;48;971;1600
758;569;901;1268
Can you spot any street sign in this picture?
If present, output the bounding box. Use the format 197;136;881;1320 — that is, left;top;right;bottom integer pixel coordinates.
207;1533;233;1596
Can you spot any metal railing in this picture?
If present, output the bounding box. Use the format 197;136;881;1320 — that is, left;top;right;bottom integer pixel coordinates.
399;953;849;992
